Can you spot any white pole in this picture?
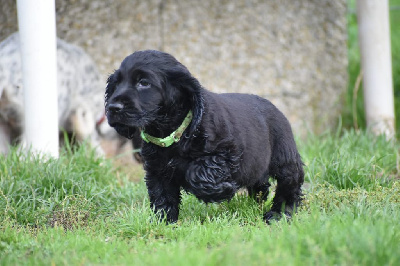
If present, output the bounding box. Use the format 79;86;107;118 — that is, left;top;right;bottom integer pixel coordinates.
17;0;59;157
357;0;395;137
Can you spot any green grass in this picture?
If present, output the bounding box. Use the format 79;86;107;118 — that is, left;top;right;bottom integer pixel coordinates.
302;130;399;189
1;130;399;265
344;0;400;133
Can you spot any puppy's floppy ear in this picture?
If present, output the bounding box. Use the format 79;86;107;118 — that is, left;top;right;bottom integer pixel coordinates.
184;76;204;136
159;52;205;136
169;72;204;136
105;72;117;106
163;78;183;107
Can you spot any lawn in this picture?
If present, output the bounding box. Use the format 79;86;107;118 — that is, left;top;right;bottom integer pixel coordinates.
1;130;399;265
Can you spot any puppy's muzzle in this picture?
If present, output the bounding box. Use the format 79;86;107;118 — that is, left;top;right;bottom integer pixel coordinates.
106;102;124;113
105;101;125;127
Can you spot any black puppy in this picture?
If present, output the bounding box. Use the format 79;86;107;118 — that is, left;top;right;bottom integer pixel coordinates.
105;50;304;223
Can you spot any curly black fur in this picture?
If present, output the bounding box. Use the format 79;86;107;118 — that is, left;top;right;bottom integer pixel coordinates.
105;50;304;223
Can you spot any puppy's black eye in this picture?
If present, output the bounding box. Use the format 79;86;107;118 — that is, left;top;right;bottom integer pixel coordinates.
137;79;151;90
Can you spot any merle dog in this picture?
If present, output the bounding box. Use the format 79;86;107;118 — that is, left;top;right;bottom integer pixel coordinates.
105;50;304;223
0;32;106;155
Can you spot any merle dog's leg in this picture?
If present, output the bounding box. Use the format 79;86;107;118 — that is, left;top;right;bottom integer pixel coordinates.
0;123;11;154
145;173;181;223
185;156;239;203
264;160;304;223
247;177;270;203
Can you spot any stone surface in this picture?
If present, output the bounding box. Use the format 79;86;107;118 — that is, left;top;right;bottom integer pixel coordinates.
0;0;348;136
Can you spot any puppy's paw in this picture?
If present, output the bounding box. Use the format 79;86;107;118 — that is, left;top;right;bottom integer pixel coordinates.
263;210;292;224
152;207;179;224
151;215;178;225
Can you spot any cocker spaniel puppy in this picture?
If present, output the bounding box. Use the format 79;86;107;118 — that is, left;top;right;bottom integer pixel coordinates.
105;50;304;223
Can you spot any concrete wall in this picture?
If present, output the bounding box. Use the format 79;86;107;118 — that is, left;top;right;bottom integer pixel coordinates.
0;0;348;136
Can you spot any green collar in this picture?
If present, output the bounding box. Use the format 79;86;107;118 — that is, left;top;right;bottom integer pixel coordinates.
140;110;193;147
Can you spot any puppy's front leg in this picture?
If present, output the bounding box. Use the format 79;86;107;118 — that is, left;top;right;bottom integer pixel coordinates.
145;174;181;223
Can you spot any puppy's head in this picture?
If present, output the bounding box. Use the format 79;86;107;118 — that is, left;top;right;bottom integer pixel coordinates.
105;50;203;139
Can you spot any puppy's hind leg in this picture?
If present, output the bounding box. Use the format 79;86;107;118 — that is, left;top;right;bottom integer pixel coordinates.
247;174;271;203
264;156;304;223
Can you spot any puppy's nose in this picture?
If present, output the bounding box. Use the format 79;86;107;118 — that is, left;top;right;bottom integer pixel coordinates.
107;102;124;113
